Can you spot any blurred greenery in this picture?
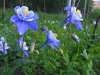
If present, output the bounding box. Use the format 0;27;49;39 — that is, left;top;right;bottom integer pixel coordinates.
0;0;94;14
0;5;100;75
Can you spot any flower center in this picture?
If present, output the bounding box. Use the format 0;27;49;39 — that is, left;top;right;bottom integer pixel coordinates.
23;9;29;16
53;33;58;37
76;10;81;14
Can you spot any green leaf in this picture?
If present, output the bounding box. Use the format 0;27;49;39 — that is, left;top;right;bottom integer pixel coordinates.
72;52;78;61
67;68;80;75
83;49;88;59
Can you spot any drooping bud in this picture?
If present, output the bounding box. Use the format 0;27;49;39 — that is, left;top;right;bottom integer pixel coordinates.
40;26;49;32
34;50;39;54
59;49;63;54
30;40;36;53
67;34;80;42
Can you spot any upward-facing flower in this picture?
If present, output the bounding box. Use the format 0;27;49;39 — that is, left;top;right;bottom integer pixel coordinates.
60;6;83;30
40;27;61;51
0;37;10;54
10;6;39;35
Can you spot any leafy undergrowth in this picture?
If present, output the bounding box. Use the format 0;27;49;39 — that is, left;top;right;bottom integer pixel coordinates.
0;9;100;75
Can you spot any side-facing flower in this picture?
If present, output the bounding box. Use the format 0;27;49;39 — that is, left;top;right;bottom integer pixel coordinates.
40;28;61;51
0;37;10;54
10;6;39;35
60;6;83;30
17;36;23;48
17;36;29;57
22;42;29;57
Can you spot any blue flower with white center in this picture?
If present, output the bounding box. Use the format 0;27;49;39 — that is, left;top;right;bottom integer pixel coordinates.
60;6;83;30
0;37;10;54
40;29;61;51
17;36;29;57
10;6;39;35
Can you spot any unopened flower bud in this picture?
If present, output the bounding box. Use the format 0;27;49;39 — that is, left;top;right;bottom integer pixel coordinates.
67;34;80;42
30;40;36;53
59;49;63;54
34;50;39;54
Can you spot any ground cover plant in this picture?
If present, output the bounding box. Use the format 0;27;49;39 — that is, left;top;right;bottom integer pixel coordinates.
0;5;100;75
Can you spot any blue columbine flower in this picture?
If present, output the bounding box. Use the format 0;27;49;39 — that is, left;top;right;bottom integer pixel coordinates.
10;6;39;35
40;28;61;51
60;6;83;30
17;36;29;57
0;37;10;54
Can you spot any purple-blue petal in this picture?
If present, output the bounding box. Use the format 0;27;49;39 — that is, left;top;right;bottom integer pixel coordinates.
20;6;28;13
33;13;39;20
17;36;23;48
2;49;7;54
64;6;71;11
5;46;10;50
16;21;29;35
51;40;61;51
14;6;20;14
74;20;83;30
60;16;70;27
28;20;38;31
10;15;20;25
22;50;29;58
25;11;34;20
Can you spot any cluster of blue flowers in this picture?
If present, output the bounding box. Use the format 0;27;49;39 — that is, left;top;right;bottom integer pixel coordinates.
0;6;83;58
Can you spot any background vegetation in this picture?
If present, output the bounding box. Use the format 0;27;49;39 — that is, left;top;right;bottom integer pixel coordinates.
0;0;94;14
0;0;100;75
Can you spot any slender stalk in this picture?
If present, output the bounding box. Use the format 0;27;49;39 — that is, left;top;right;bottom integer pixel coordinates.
22;0;24;5
20;0;21;6
44;0;46;20
3;0;5;13
76;0;80;8
66;0;71;16
72;0;76;7
84;0;87;18
87;16;100;50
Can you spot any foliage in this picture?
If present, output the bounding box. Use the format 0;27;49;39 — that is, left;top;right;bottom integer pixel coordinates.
0;8;100;75
89;8;100;22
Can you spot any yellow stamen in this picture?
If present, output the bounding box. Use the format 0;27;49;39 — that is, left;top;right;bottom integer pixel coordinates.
76;10;81;14
23;9;29;16
53;33;58;37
